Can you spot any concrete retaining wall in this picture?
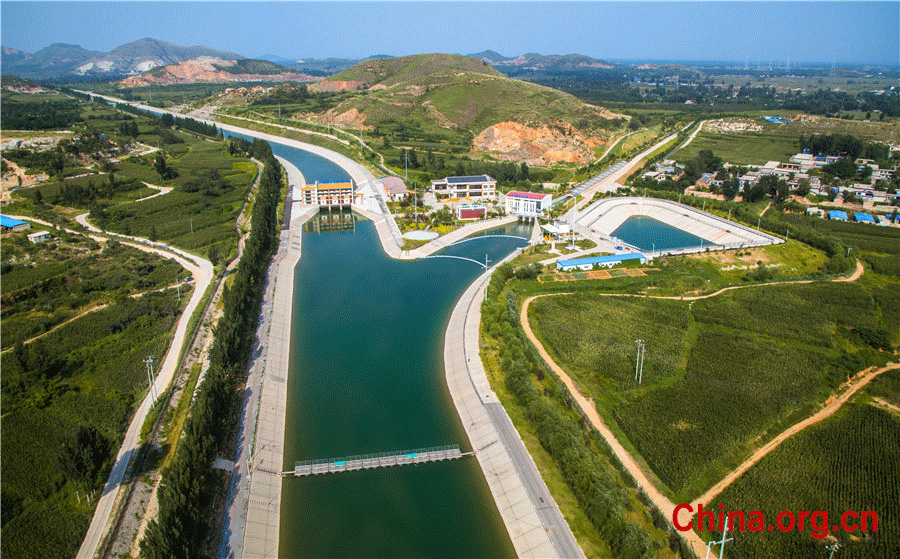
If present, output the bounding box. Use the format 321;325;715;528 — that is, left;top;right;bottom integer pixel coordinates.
578;196;783;248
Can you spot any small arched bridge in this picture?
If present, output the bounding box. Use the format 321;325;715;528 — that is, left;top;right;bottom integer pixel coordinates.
445;234;529;248
418;235;531;269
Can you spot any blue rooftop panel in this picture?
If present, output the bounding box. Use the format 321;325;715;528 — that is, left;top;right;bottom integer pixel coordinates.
557;253;646;268
854;213;876;223
828;211;848;220
0;215;28;228
447;175;491;184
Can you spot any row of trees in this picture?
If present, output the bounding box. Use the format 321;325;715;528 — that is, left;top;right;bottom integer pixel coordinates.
799;133;891;162
140;137;282;558
114;102;221;139
481;267;683;559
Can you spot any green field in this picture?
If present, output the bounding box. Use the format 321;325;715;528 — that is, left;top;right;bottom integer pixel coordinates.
1;229;190;559
529;281;895;499
1;286;189;559
673;116;899;166
715;401;900;559
1;230;184;350
4;97;259;262
101;129;257;261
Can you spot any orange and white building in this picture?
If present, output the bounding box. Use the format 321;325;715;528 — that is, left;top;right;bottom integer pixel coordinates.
301;181;356;207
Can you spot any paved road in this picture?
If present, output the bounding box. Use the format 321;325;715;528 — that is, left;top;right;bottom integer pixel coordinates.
444;249;584;558
9;213;213;559
74;214;213;559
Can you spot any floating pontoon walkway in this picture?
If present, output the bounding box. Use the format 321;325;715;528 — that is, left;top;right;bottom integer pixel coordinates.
283;445;471;477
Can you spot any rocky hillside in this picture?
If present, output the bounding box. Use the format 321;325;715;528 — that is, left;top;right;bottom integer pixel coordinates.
309;53;628;165
1;38;242;79
120;57;320;86
76;38;242;76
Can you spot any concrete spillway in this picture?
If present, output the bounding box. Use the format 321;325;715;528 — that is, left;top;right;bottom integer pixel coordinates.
577;197;782;250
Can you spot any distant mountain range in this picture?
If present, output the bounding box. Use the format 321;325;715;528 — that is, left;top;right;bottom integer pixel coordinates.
2;38;242;79
468;50;616;73
1;37;622;81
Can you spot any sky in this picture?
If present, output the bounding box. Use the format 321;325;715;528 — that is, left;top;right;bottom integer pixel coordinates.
2;1;898;65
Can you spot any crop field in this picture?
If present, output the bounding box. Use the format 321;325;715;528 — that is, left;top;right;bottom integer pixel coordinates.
0;290;188;559
715;402;899;559
672;127;799;166
780;212;900;257
103;129;257;260
673;116;899;166
1;230;185;350
529;295;692;391
25;173;156;207
529;280;895;498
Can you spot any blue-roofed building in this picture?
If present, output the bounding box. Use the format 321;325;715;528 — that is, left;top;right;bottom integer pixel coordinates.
828;210;848;221
556;253;647;271
430;175;497;201
0;215;30;232
854;212;876;224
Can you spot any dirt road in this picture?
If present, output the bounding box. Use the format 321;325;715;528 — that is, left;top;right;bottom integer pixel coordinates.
517;258;868;553
693;362;899;509
519;294;708;555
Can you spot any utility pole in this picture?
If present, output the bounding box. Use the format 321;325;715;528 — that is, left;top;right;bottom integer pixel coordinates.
144;356;157;401
634;340;645;382
785;229;790;241
826;541;841;559
638;342;646;383
705;517;733;559
176;275;181;302
727;208;732;221
403;150;408;181
484;253;490;269
414;185;418;224
570;195;577;251
757;217;761;230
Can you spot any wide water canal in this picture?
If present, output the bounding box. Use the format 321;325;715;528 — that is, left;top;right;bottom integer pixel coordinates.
272;143;528;557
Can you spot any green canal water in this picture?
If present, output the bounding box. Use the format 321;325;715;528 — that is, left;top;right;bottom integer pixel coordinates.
612;215;704;251
279;210;530;557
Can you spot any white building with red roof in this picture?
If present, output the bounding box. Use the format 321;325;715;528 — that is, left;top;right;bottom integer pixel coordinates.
504;191;552;217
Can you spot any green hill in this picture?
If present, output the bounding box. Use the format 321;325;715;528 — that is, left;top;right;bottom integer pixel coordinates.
318;54;627;149
328;53;504;87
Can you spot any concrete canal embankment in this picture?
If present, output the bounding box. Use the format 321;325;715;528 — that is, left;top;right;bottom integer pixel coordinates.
79;92;580;558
